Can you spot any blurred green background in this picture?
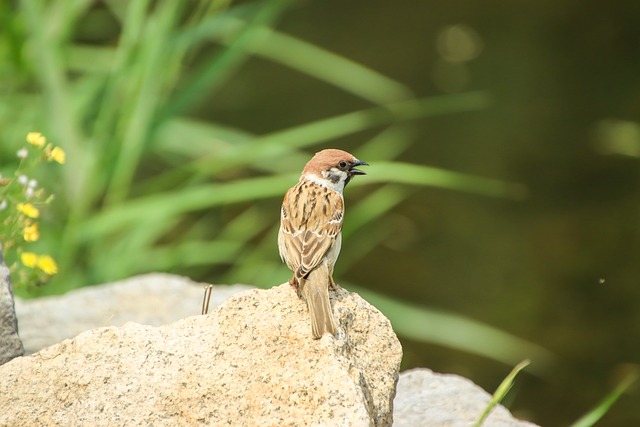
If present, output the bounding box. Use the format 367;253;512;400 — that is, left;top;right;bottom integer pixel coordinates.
1;1;639;425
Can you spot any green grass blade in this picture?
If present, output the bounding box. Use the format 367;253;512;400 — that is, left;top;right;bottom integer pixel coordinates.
569;369;638;427
361;161;527;199
104;1;183;205
185;92;492;177
67;45;116;73
334;222;395;273
240;21;414;104
142;240;245;272
255;91;492;149
474;360;531;427
76;174;298;239
178;15;412;104
21;0;86;201
162;0;290;119
155;118;254;156
343;185;410;236
356;125;415;160
78;158;522;242
352;287;555;375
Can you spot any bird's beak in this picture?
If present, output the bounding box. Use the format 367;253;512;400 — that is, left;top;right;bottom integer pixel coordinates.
349;160;369;176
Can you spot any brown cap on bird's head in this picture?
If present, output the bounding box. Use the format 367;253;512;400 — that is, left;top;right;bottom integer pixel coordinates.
302;149;368;177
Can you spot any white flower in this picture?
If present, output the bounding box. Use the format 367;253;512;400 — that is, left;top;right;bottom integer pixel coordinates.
17;175;28;185
0;200;6;210
28;179;37;189
25;187;35;198
17;148;28;159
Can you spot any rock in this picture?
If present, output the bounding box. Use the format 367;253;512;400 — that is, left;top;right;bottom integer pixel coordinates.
0;283;403;426
0;247;24;365
14;273;252;354
393;368;539;427
7;274;540;425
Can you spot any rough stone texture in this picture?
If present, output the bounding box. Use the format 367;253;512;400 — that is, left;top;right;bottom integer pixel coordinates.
1;283;402;427
7;274;540;426
0;248;24;365
14;273;252;354
393;368;539;427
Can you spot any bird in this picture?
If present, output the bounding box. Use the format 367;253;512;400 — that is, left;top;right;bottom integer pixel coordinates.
278;149;368;339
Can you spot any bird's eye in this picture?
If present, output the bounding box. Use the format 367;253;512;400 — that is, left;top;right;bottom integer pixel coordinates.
338;161;348;169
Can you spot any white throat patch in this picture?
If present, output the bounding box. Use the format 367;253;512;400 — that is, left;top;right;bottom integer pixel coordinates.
303;170;347;193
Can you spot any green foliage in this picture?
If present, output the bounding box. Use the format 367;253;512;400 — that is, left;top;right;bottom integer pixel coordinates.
1;0;550;369
569;369;637;427
0;133;64;287
474;360;530;427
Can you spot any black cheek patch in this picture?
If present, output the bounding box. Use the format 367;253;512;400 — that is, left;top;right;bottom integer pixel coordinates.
327;172;341;184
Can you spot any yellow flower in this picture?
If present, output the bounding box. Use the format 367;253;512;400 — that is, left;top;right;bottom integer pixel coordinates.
36;255;58;275
20;252;58;275
21;252;38;268
17;203;40;218
49;146;65;164
23;222;40;242
26;132;46;148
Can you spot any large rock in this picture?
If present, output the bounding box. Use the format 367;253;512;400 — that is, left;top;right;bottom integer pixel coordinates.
1;283;402;426
15;273;252;354
394;368;539;427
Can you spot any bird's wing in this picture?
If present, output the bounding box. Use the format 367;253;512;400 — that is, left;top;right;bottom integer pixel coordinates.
279;181;343;279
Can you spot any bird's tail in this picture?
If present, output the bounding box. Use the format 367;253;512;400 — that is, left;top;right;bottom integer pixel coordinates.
300;264;338;339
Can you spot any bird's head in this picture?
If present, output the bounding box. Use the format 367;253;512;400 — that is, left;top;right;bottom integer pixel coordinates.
301;149;368;192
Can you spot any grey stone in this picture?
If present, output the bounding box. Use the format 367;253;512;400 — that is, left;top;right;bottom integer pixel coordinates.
14;273;252;353
393;368;539;427
0;247;24;365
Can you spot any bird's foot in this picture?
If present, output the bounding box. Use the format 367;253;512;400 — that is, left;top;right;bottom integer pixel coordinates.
289;278;301;297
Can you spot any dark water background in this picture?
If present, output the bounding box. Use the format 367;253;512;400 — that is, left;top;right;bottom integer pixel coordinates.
199;1;640;425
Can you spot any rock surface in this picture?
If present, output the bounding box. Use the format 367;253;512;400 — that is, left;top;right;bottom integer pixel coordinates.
0;250;24;365
15;273;252;354
1;283;402;427
394;368;539;427
8;274;539;426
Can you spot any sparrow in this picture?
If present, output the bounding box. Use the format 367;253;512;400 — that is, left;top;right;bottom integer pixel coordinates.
278;149;368;339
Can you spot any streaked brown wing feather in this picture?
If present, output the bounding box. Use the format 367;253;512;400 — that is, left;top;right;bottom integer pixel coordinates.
279;181;343;279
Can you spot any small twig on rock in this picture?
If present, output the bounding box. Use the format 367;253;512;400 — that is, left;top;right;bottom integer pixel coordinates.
202;285;213;315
